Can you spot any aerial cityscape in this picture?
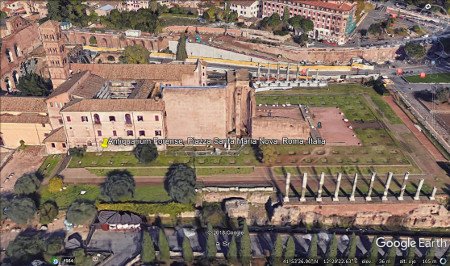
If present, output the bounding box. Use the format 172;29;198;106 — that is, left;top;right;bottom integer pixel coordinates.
0;0;449;265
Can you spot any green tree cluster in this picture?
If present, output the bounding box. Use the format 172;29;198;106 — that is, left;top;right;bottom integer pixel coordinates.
14;173;40;195
5;197;37;224
404;42;426;59
120;45;150;64
39;200;59;224
47;0;89;26
326;234;338;265
260;13;282;30
204;6;238;22
158;228;170;261
227;235;238;263
182;235;194;263
308;234;318;260
164;163;196;203
101;170;136;202
101;9;160;33
206;223;217;259
288;16;314;35
66;201;96;225
17;73;53;97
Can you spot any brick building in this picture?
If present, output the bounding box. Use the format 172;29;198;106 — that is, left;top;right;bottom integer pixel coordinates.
261;0;357;45
0;16;42;92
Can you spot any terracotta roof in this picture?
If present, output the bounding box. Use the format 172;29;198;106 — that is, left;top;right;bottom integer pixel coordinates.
70;63;197;81
229;0;258;7
0;96;48;113
0;113;49;124
296;0;354;12
61;99;164;112
39;20;60;29
43;127;67;143
48;71;106;99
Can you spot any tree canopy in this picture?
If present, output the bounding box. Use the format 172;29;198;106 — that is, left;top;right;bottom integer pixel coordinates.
206;223;217;259
288;16;314;34
404;42;426;59
66;201;96;225
6;197;37;224
134;143;158;163
48;176;64;193
101;170;136;202
308;234;318;259
164;163;196;203
6;232;45;264
260;13;282;30
16;73;52;96
272;234;283;264
101;8;160;33
285;236;295;260
14;173;41;195
326;234;338;265
120;45;150;64
39;200;59;224
227;235;238;263
47;0;89;27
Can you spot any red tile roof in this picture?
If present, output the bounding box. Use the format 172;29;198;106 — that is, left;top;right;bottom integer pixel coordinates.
61;99;165;112
296;0;354;12
0;96;48;113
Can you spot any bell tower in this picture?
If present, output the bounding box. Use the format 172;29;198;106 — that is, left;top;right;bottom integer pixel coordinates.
39;20;69;88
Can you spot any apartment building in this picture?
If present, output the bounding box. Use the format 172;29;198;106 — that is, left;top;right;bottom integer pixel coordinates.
227;1;260;18
261;0;356;45
60;99;166;152
118;0;149;11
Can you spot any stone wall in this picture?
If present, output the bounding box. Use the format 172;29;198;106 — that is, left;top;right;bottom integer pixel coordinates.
234;41;401;64
252;116;310;140
270;202;450;229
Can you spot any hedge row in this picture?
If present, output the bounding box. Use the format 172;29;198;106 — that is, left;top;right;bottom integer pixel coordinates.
96;202;194;217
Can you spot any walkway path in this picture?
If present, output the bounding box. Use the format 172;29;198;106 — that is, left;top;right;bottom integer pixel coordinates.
384;96;446;161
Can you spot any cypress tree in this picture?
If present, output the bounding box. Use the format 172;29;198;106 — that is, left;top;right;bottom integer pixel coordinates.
227;235;238;264
240;223;251;265
206;223;217;259
158;228;170;262
403;246;415;266
284;236;295;261
368;237;379;266
326;234;338;266
176;33;188;61
423;239;436;266
347;233;358;262
272;234;283;265
385;245;397;266
308;234;318;260
182;235;194;263
141;230;156;264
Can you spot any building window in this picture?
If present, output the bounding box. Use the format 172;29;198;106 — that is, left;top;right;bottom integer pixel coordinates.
51;143;56;148
139;130;145;136
137;115;144;121
93;114;100;124
50;102;53;107
125;114;132;124
127;130;134;136
62;143;66;148
155;130;161;136
109;116;116;122
58;118;63;125
113;130;117;136
66;116;71;122
97;130;102;136
81;116;88;122
154;115;159;121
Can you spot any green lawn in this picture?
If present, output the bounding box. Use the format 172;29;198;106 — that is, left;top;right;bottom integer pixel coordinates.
88;166;255;177
38;155;63;179
404;73;450;83
39;184;171;209
69;146;260;168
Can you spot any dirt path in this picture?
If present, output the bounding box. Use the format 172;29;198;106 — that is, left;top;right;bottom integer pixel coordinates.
384;96;446;162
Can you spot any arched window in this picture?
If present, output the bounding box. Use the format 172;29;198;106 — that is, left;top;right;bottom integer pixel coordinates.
81;36;87;45
107;55;115;62
102;38;108;47
4;78;11;92
14;44;21;57
12;71;19;85
125;114;132;124
93;114;101;124
5;49;13;62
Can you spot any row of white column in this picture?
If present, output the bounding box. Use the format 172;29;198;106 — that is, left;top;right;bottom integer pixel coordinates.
283;172;437;203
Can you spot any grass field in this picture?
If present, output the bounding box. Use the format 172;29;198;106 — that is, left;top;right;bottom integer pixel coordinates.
39;184;170;209
38;155;63;179
404;73;450;83
87;166;255;177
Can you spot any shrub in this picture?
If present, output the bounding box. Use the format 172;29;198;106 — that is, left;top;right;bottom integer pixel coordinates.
164;164;196;203
39;201;59;224
6;197;37;224
133;143;158;163
66;201;96;225
48;176;63;193
101;170;135;202
96;202;194;217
